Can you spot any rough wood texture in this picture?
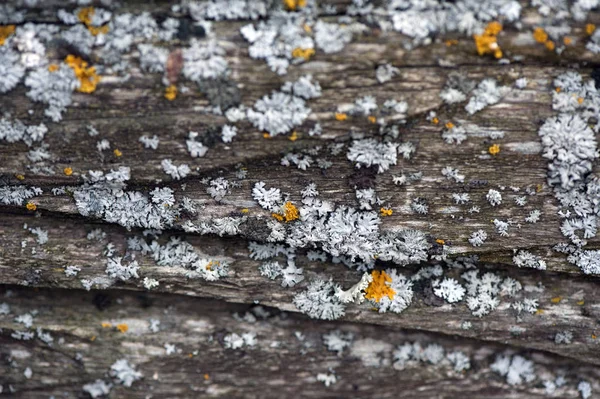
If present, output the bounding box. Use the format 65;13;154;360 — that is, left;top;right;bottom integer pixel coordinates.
2;0;600;397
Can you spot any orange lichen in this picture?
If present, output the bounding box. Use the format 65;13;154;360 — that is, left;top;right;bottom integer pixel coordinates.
445;121;455;129
90;335;96;341
263;133;271;138
555;87;561;93
593;333;597;339
289;131;298;141
563;36;572;45
335;113;348;121
303;23;312;33
435;239;445;245
63;167;73;176
283;202;299;222
0;25;16;46
272;213;284;222
365;270;396;303
586;24;596;36
545;40;555;51
204;373;210;380
65;55;101;93
48;64;59;72
291;47;315;60
368;115;377;124
551;296;562;303
380;207;393;217
88;24;110;36
101;322;112;328
240;208;249;214
488;144;500;155
578;97;584;104
431;117;439;125
473;22;503;59
116;324;128;333
533;27;548;43
15;174;25;181
113;149;122;157
283;0;306;11
78;7;109;36
26;202;37;211
445;39;458;47
165;84;177;101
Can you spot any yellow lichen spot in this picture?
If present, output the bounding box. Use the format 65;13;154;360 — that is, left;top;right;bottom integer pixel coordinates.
555;87;562;93
63;167;73;176
15;174;25;181
380;207;393;217
65;55;101;93
263;133;271;138
113;149;122;157
101;322;112;328
48;64;59;72
0;25;16;46
289;131;298;141
303;23;312;33
563;36;572;45
445;121;455;129
592;333;597;339
586;23;596;36
533;27;548;43
431;117;439;125
577;300;585;305
578;97;584;104
283;0;306;11
204;373;210;380
78;7;95;26
445;39;458;47
365;270;396;303
368;115;377;124
551;296;562;304
536;309;545;315
545;40;555;51
26;202;37;211
488;143;500;155
116;324;128;333
272;212;284;222
88;24;110;36
291;47;315;61
240;208;249;214
90;335;96;341
335;113;348;121
473;22;502;58
282;201;299;222
435;239;445;245
165;84;177;101
536;183;543;192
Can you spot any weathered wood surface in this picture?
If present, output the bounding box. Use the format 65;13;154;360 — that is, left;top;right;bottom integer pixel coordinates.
2;0;600;397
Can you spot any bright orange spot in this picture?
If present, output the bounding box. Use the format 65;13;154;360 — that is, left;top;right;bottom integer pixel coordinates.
365;270;396;303
435;239;445;245
240;208;249;214
380;207;393;217
88;24;109;36
263;133;271;138
116;324;128;333
586;24;596;36
593;333;597;339
335;113;348;121
48;64;59;72
431;117;439;125
289;131;298;141
188;353;193;358
63;167;73;176
280;202;299;222
291;47;315;60
551;296;562;303
578;97;584;104
0;25;16;46
445;122;455;129
65;55;101;93
204;373;210;380
303;24;312;33
165;85;177;101
283;0;306;10
368;116;377;124
26;202;37;211
78;7;94;25
15;174;24;181
555;87;561;93
473;22;502;58
563;37;572;45
445;39;458;47
533;27;548;43
545;40;555;51
113;149;122;157
272;212;284;222
101;322;112;328
488;144;500;155
90;335;96;341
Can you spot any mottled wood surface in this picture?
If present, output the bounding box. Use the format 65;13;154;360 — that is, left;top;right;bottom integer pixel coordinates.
2;0;600;397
